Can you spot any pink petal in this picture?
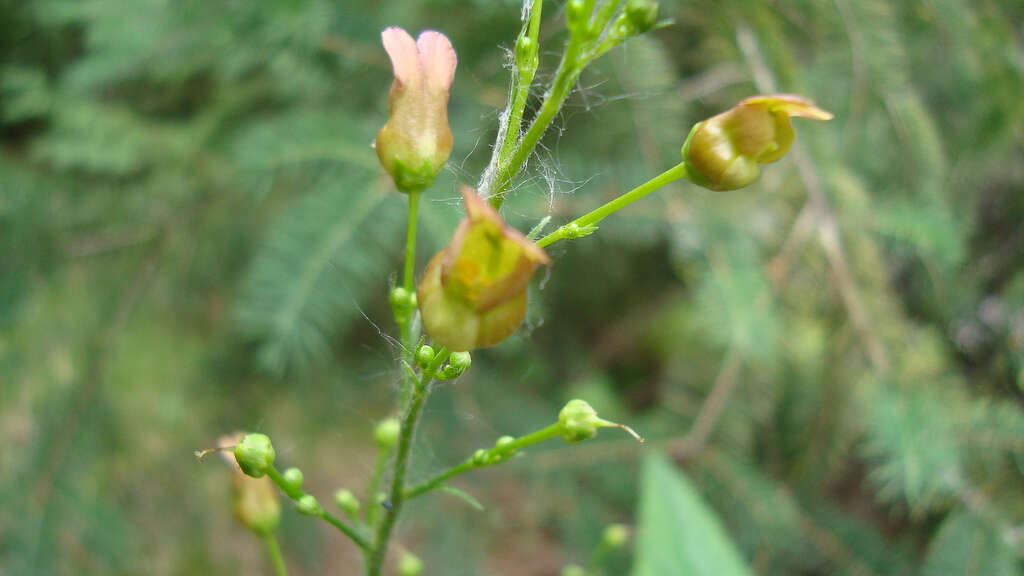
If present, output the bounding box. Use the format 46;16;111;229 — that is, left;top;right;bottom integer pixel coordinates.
416;30;457;92
382;27;422;86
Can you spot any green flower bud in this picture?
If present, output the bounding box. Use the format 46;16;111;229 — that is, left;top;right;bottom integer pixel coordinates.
624;0;659;34
566;0;589;34
219;433;281;535
398;552;424;576
602;523;630;548
415;344;436;369
234;433;275;478
438;350;472;379
562;565;587;576
557;399;644;444
418;188;550;351
376;28;458;193
472;448;488;465
296;494;322;516
374;418;402;450
390;286;417;325
495;435;515;450
333;489;360;517
515;36;537;75
682;94;833;191
281;467;304;492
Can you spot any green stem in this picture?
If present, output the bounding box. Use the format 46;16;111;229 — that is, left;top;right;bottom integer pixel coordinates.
364;448;390;528
266;467;371;550
497;0;544;169
263;533;288;576
536;162;690;248
490;36;585;207
403;423;562;500
368;350;450;576
397;190;422;410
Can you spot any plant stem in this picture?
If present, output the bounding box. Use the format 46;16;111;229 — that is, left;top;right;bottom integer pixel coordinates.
536;162;690;248
397;190;421;410
266;467;371;549
490;36;585;207
497;0;544;170
367;350;450;576
264;533;288;576
404;423;562;499
364;448;390;527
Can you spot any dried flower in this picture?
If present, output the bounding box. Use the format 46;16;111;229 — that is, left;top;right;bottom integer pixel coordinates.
682;94;833;191
417;187;550;351
375;27;457;193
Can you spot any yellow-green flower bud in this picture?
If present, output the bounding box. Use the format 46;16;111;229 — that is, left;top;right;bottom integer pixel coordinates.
376;28;458;193
682;94;833;191
557;399;644;444
281;467;304;492
389;286;417;325
374;418;401;450
602;523;630;548
495;435;515;450
418;187;550;351
334;489;360;517
438;350;472;379
296;494;322;516
234;433;275;478
398;552;424;576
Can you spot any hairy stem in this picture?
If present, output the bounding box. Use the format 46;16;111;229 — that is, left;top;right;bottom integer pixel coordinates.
497;0;544;170
397;190;421;410
368;350;450;576
536;162;690;247
403;423;562;499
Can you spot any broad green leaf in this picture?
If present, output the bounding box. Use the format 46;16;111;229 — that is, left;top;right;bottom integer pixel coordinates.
634;452;754;576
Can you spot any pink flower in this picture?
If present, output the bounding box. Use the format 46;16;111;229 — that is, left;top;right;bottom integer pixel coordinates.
375;27;458;193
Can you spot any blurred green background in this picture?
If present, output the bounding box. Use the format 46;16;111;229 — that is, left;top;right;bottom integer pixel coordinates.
2;0;1023;574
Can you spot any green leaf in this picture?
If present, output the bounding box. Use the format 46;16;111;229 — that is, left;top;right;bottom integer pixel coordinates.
634;452;754;576
236;167;404;375
438;485;485;512
921;510;1022;576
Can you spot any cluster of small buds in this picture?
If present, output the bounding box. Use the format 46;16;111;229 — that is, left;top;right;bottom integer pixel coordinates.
567;0;659;43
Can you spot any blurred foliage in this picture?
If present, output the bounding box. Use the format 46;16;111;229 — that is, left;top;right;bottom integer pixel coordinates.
2;0;1023;575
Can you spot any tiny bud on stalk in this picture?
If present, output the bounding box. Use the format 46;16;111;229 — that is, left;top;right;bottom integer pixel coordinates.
234;433;275;478
398;552;424;576
281;467;304;492
389;286;417;324
562;565;587;576
217;433;281;535
296;494;322;516
374;418;401;450
414;344;435;369
557;399;643;443
602;523;630;548
334;489;361;516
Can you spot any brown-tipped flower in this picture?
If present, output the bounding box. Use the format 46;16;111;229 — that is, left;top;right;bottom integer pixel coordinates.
218;433;281;535
417;187;550;351
375;27;457;193
682;94;833;191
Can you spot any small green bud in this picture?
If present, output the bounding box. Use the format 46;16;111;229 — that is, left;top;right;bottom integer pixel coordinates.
566;0;589;33
472;448;488;465
415;344;436;369
398;552;424;576
333;489;360;517
438;350;472;379
296;494;322;516
234;433;275;478
390;286;417;325
562;565;587;576
374;418;401;450
558;399;602;443
495;435;515;450
602;523;630;548
281;467;304;492
516;36;537;74
557;399;644;444
624;0;659;34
